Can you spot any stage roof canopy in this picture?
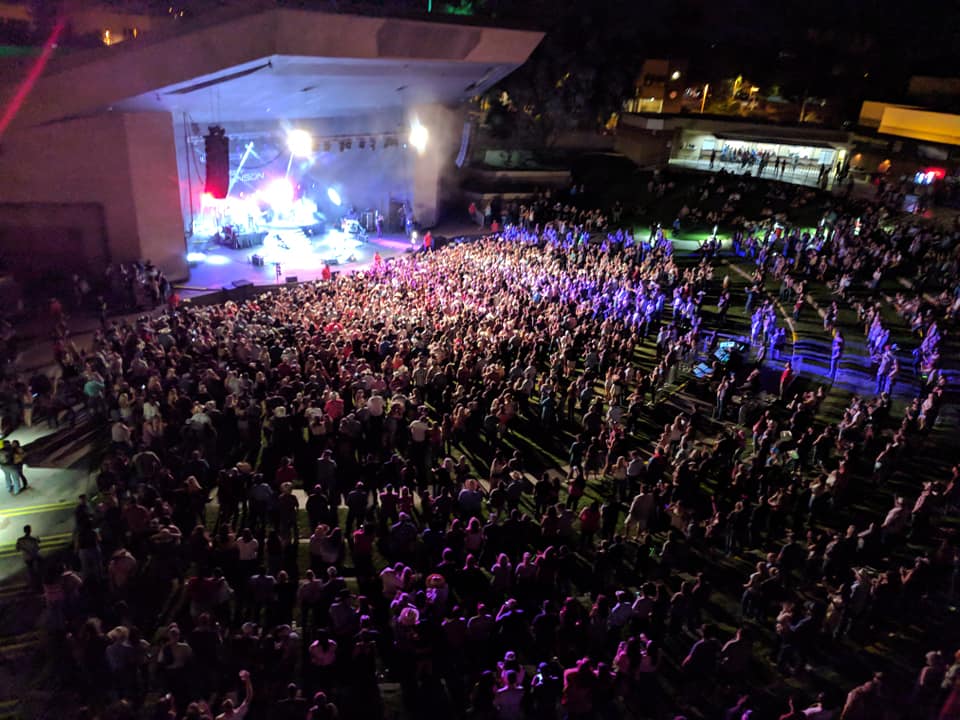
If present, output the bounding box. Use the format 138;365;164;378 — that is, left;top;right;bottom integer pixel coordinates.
0;6;543;128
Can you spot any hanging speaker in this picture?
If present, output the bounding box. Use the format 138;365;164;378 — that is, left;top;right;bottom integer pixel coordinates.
204;126;230;199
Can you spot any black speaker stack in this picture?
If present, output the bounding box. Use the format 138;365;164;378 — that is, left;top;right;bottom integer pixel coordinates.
204;126;230;199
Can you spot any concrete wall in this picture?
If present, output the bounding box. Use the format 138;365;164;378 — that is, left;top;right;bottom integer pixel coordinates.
412;103;462;228
462;168;571;186
0;111;188;280
0;114;138;264
673;130;715;160
614;123;673;168
123;112;189;279
0;203;107;280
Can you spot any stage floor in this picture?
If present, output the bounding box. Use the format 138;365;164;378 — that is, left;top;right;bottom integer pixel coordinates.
181;228;414;294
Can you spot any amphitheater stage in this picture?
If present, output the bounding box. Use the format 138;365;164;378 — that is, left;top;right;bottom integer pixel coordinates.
178;229;416;296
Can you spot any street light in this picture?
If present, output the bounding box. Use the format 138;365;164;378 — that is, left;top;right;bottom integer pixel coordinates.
671;70;681;81
700;84;709;114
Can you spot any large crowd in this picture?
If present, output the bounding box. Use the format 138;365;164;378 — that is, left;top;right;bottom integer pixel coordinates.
8;171;960;720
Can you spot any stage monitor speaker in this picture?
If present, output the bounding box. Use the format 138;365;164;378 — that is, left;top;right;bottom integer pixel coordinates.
251;254;264;267
204;126;230;199
285;276;298;283
232;279;253;288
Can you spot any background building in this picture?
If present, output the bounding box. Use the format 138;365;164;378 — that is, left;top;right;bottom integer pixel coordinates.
616;113;851;185
853;80;960;183
623;59;689;114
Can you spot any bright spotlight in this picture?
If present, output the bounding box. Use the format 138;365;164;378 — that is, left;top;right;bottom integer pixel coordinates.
287;129;313;157
671;70;681;81
409;119;428;155
327;187;342;206
263;178;295;209
186;252;207;263
205;254;231;265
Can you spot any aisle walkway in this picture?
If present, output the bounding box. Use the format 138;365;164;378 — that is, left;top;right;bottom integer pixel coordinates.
0;420;96;582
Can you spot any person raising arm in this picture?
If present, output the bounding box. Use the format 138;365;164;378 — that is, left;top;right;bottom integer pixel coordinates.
217;669;253;720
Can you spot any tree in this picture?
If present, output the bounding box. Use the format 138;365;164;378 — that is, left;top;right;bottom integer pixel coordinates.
490;0;645;144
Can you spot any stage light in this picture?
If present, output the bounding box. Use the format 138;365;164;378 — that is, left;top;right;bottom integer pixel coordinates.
370;137;376;150
263;178;294;208
205;254;231;265
409;119;428;154
358;138;366;149
287;129;313;157
323;141;331;152
327;187;342;206
186;252;207;263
